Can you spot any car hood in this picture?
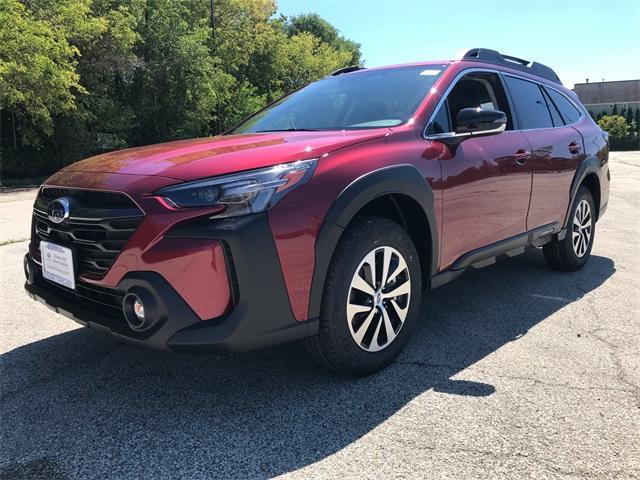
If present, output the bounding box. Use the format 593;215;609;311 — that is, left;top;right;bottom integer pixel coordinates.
58;130;390;182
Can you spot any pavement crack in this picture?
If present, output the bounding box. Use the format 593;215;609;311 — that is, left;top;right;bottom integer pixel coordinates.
393;360;459;371
495;374;635;394
587;328;640;405
616;161;640;168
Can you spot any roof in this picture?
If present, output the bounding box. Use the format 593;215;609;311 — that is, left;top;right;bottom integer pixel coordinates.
340;48;562;86
459;48;561;84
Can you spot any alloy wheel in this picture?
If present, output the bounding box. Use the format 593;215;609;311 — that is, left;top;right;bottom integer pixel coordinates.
346;246;411;352
572;199;592;258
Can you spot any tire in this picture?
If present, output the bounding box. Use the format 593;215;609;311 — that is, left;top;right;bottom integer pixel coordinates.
543;186;596;271
303;216;422;376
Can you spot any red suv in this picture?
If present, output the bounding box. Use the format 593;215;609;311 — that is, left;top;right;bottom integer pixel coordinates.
24;48;609;375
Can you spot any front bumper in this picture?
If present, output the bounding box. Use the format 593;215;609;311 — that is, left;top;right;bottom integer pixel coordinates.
25;213;318;352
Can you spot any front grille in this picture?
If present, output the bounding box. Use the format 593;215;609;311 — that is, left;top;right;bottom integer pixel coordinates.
39;277;126;326
40;274;126;322
32;187;144;279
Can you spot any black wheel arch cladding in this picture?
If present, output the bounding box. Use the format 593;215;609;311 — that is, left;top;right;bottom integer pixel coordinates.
564;155;604;230
308;164;438;320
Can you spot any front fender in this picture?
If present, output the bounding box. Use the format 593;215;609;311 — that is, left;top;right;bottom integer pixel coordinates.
308;164;438;319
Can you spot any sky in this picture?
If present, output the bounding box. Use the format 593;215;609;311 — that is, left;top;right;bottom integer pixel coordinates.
277;0;640;89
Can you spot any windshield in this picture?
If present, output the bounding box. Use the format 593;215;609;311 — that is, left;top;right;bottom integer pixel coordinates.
232;65;447;133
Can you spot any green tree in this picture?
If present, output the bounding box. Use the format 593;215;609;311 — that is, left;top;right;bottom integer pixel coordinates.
286;13;362;66
0;0;85;142
635;108;640;132
625;106;634;126
54;0;145;162
598;115;629;138
273;32;352;92
612;103;618;115
212;0;278;76
127;0;230;142
0;0;363;179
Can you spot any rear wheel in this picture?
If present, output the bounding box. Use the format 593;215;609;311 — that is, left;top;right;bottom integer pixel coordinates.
303;217;422;376
543;186;595;271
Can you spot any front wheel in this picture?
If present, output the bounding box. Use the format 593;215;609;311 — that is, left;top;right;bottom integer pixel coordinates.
303;217;422;376
543;186;596;271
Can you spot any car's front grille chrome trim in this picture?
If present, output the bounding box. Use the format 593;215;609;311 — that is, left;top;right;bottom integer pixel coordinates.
32;188;144;279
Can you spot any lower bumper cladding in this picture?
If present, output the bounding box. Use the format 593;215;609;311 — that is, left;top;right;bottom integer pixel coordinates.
24;213;318;353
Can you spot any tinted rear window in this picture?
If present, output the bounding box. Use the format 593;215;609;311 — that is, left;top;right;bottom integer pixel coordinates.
504;76;554;129
546;88;582;124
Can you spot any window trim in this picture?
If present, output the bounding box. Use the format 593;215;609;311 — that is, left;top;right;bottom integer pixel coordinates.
425;99;451;136
540;86;565;127
542;85;584;126
423;68;584;139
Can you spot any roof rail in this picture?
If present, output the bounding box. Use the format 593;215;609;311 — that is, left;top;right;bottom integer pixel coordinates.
460;48;562;85
329;66;365;76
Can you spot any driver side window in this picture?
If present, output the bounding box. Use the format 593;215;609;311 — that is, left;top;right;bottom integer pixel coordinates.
427;72;513;135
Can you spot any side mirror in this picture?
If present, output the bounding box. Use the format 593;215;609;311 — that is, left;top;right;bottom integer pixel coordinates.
425;108;507;146
455;108;507;136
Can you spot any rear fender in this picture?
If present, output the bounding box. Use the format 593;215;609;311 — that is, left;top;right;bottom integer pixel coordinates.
559;155;603;239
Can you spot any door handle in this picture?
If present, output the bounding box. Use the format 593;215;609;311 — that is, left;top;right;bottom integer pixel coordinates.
568;142;581;154
514;149;530;165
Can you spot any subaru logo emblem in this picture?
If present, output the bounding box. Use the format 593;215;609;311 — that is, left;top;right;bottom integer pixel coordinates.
47;197;71;224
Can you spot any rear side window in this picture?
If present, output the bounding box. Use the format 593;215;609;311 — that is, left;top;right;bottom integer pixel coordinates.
541;88;564;127
545;88;582;124
504;76;554;129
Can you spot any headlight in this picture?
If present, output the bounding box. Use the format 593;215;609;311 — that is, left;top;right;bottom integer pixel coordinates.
156;158;318;218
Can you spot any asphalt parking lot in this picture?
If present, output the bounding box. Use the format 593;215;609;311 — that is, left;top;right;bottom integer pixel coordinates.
1;152;639;479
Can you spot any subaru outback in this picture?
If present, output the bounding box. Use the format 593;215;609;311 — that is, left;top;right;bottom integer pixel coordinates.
24;48;610;375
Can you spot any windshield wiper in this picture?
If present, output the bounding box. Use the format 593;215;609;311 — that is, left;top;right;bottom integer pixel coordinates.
254;128;320;133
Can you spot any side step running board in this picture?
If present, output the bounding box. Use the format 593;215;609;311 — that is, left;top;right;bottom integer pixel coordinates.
430;223;560;289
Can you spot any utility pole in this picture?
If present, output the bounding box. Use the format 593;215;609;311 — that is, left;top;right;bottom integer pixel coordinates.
210;0;215;43
209;0;221;134
11;111;17;149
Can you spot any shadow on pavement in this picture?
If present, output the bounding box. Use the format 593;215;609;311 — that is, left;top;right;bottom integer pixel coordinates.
0;251;615;479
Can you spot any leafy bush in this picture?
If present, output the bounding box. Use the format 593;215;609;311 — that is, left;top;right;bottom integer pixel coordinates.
598;115;629;138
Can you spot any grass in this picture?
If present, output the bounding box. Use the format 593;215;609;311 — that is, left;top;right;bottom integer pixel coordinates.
0;238;29;246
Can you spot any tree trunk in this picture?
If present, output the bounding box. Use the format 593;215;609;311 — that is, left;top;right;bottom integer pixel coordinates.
11;111;17;149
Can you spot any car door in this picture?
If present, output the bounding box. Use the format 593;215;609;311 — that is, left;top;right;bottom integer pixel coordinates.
425;71;533;270
502;75;586;230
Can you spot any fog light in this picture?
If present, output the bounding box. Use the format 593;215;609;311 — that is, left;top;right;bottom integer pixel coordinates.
123;292;150;331
133;297;145;320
